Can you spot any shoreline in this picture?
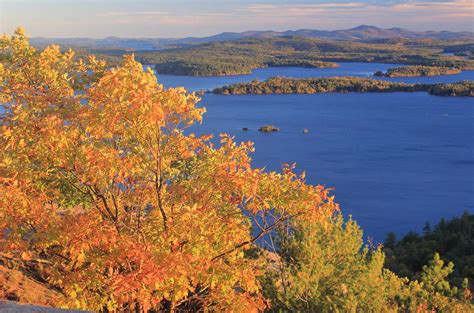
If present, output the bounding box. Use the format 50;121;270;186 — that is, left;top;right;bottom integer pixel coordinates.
212;77;474;97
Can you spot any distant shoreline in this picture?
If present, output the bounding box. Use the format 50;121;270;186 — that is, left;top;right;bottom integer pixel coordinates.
148;60;472;77
131;36;474;77
374;65;462;78
212;77;474;97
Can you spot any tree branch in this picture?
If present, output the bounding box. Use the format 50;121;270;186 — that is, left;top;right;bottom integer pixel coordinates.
211;216;285;262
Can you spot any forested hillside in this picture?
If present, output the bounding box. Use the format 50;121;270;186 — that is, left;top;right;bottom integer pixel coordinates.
132;37;474;76
384;212;474;288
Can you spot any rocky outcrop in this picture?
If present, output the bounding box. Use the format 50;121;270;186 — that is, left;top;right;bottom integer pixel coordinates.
258;125;280;132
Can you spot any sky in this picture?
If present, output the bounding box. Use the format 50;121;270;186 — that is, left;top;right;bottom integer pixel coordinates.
0;0;473;38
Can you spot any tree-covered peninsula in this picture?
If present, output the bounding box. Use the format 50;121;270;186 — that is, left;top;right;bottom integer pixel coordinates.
375;65;462;77
213;77;474;97
151;58;338;77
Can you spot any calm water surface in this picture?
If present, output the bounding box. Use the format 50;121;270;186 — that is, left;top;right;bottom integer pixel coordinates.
156;63;474;241
1;63;471;240
155;62;474;92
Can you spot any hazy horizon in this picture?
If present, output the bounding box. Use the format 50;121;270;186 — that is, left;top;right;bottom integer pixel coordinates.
1;0;473;38
13;24;474;40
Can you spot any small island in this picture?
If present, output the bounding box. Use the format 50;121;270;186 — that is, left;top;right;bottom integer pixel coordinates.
259;125;280;132
213;77;473;97
374;66;462;77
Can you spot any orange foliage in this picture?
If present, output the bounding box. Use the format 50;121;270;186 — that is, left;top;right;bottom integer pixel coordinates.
0;28;338;311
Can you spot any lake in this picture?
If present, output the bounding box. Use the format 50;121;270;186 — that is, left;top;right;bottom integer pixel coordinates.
156;63;474;241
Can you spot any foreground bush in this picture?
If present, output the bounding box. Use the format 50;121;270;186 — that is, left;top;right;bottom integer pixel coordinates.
262;214;473;312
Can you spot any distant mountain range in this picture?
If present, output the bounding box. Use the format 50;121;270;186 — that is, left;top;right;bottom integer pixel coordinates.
31;25;474;51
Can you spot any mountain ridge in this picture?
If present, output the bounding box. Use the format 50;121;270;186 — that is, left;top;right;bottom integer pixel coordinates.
30;25;474;51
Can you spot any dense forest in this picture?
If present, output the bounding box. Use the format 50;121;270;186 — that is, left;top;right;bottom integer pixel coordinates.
443;43;474;59
426;81;474;97
1;28;473;312
375;66;462;77
213;76;474;97
384;212;474;289
121;37;474;76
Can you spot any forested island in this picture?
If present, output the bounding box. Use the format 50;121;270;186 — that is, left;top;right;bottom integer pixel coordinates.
213;77;474;97
99;37;474;76
375;65;462;77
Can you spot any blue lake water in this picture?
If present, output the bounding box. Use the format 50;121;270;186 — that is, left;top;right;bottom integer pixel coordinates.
154;62;474;92
156;63;474;241
3;63;471;242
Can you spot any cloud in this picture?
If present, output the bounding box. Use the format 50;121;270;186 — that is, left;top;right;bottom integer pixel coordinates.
96;10;240;28
98;0;473;31
244;0;473;16
237;0;473;30
3;0;471;37
98;11;173;18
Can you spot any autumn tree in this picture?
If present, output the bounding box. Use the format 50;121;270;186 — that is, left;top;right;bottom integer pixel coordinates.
0;28;338;311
